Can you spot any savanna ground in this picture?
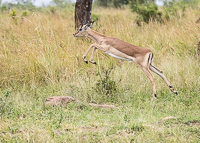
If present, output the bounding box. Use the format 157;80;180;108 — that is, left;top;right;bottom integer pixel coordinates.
0;5;200;142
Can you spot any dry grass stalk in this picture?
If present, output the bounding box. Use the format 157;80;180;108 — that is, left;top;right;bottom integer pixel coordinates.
89;103;115;108
162;116;177;121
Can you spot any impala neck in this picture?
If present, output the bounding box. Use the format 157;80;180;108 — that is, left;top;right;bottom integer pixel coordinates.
86;28;106;44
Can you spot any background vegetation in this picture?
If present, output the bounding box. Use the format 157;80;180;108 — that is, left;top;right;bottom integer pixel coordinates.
0;0;200;142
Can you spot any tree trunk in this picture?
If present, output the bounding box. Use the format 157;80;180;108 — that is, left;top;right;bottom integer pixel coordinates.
75;0;93;29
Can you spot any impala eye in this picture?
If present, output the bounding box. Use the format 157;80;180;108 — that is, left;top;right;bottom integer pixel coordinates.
79;28;82;31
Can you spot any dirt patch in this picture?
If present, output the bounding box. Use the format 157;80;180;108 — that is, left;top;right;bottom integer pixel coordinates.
45;96;76;107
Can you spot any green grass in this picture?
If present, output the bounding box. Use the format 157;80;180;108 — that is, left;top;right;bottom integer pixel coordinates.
0;84;200;142
0;6;200;142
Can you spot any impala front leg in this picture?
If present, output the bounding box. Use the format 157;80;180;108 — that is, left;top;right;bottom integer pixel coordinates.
89;47;97;64
82;43;96;64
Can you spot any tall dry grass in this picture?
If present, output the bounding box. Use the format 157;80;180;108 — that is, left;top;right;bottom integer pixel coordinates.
0;7;200;142
0;8;199;96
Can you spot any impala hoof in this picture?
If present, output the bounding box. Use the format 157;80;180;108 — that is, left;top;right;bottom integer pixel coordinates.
93;62;97;65
85;61;88;64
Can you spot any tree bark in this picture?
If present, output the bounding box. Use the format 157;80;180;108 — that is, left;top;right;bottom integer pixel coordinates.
75;0;93;29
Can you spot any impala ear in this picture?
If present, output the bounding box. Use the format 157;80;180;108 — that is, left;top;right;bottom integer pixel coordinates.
88;21;95;28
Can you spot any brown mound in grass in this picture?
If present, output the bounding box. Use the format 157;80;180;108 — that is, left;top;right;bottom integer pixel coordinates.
45;96;76;107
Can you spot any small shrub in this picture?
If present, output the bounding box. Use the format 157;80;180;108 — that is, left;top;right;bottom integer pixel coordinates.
49;6;57;14
162;0;196;20
113;0;129;8
21;11;27;18
130;3;162;25
163;1;179;20
10;10;16;18
1;5;8;12
94;66;117;96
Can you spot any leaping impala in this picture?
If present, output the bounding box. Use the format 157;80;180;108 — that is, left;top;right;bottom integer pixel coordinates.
73;21;178;99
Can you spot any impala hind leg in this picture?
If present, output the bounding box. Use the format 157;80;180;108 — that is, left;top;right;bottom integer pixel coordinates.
140;66;157;100
149;64;178;95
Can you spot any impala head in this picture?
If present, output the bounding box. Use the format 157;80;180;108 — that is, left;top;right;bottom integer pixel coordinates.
73;21;94;37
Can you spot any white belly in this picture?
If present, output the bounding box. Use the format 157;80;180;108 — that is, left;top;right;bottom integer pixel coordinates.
105;52;133;62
